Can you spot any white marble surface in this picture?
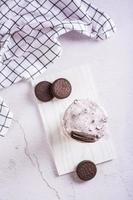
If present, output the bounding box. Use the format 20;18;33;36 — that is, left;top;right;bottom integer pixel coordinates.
0;0;133;199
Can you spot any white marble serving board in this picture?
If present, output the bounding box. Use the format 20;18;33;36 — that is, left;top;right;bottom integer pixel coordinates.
31;65;115;175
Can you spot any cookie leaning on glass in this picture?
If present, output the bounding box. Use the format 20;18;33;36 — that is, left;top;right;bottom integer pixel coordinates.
63;99;108;142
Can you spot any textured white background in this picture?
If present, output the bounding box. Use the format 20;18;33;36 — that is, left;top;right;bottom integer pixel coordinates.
0;0;133;199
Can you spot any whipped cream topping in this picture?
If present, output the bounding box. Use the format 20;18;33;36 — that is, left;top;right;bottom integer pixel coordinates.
63;99;108;141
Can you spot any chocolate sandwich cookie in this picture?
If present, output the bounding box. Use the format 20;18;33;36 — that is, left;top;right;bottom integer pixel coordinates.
35;81;53;102
51;78;72;99
71;131;97;143
76;160;97;181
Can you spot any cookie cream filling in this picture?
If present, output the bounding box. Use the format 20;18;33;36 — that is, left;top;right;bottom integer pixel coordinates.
63;99;108;142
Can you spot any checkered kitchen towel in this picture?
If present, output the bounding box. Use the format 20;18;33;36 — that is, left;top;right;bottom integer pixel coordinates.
0;0;115;136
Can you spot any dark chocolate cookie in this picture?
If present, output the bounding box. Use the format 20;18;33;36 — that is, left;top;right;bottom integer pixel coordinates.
76;160;97;181
34;81;53;102
71;131;97;143
51;78;72;99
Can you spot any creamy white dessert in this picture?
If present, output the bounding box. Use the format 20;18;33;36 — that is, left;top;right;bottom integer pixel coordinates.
63;99;108;142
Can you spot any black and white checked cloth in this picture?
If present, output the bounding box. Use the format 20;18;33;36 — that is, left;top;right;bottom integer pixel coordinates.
0;0;115;136
0;97;13;136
